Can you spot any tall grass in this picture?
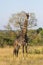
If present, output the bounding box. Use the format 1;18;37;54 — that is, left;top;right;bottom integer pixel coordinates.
0;46;43;65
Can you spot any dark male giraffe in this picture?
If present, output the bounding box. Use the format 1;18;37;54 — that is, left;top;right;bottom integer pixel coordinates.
13;12;29;57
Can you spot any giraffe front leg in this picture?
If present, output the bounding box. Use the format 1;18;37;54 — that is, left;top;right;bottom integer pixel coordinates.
25;43;28;53
22;45;24;56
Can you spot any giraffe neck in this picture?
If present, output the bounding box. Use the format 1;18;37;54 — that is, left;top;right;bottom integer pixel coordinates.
22;19;28;38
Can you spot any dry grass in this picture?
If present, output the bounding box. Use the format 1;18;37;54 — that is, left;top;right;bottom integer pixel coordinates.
0;46;43;65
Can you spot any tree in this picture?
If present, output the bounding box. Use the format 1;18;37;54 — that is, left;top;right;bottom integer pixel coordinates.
5;11;37;31
37;27;42;34
4;23;12;30
28;13;37;28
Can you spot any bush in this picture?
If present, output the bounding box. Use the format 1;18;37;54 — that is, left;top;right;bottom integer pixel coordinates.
34;49;40;54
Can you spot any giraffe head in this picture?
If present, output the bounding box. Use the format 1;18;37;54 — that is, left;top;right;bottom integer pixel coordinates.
25;13;29;19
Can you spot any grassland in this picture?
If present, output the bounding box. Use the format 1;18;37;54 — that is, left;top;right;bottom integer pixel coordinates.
0;46;43;65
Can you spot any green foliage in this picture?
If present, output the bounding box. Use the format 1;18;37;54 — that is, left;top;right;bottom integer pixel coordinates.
0;30;16;47
40;30;43;37
37;27;42;34
0;28;43;47
27;28;43;46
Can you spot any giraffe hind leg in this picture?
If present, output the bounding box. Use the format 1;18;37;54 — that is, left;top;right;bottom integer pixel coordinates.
13;49;18;57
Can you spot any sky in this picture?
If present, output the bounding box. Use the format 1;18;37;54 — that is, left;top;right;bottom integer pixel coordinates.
0;0;43;30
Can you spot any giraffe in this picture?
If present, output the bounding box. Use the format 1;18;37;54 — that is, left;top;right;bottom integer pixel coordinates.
13;12;29;57
21;19;29;54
